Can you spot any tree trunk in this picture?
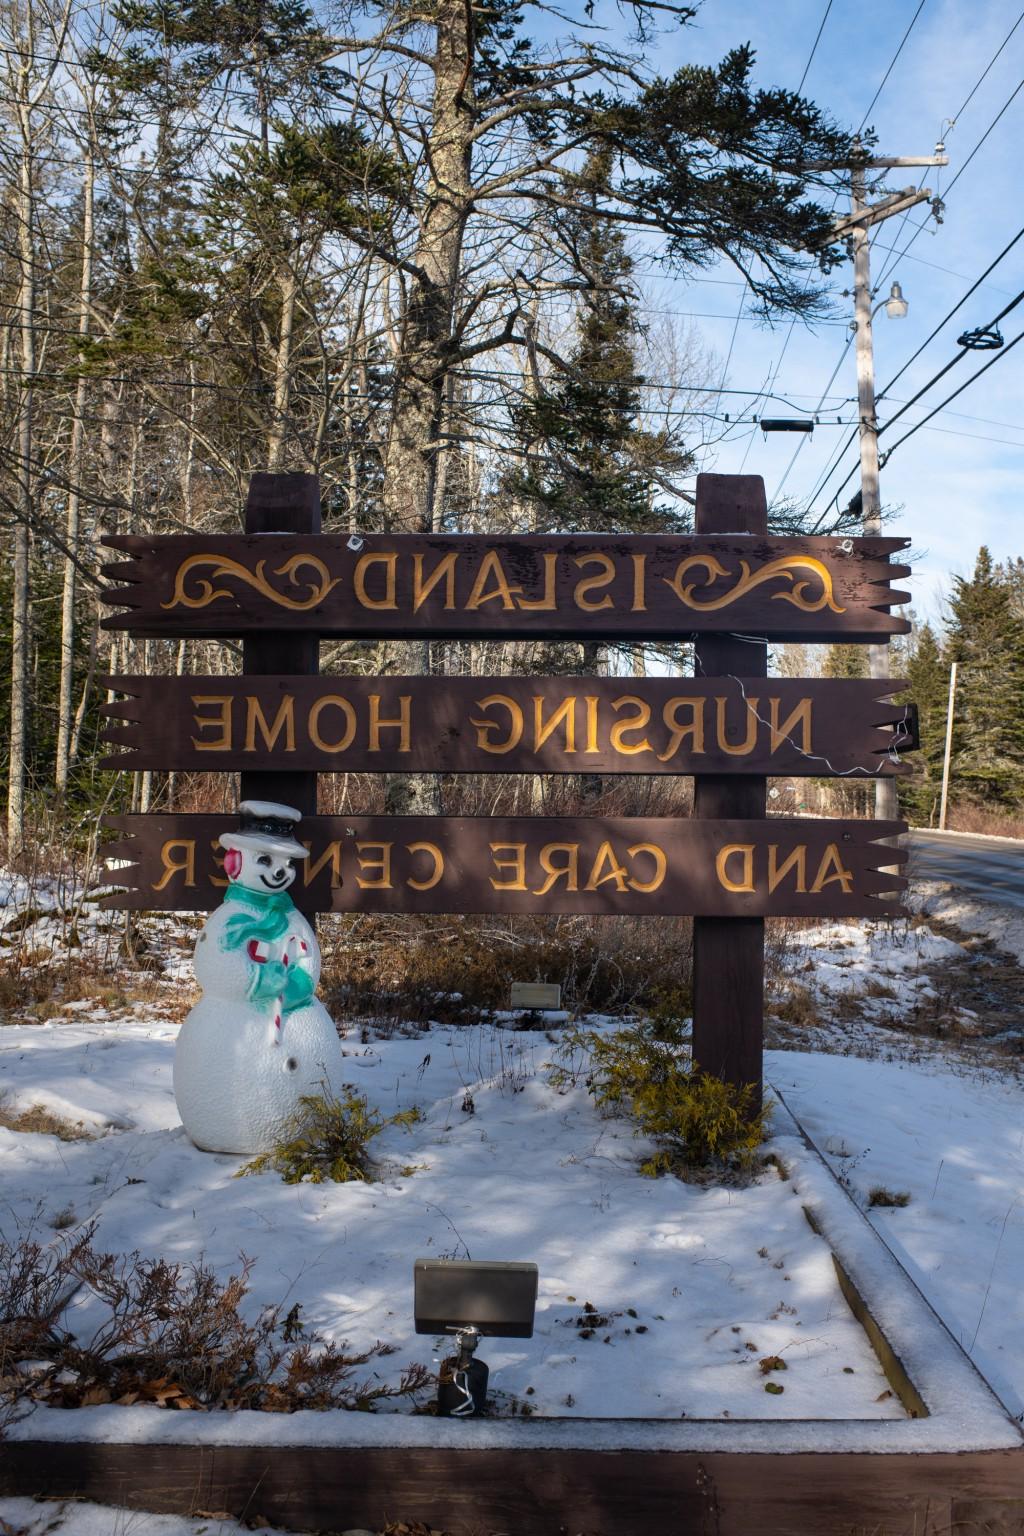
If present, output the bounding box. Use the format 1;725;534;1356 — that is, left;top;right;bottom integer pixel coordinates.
55;124;95;796
381;0;473;815
381;0;473;531
8;100;36;849
267;263;297;470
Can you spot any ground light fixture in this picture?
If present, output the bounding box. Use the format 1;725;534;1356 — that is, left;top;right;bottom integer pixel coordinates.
414;1257;539;1417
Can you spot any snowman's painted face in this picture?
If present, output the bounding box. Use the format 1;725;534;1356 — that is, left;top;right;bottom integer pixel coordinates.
229;846;297;894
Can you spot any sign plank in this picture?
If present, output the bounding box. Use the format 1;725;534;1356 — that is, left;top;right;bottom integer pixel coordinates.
100;532;910;642
99;675;918;777
100;814;907;916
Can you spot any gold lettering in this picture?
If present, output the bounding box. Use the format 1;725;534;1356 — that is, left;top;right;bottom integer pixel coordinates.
354;552;398;609
407;841;444;891
715;695;759;757
471;694;523;754
573;553;615;611
532;843;579;895
490;842;527;891
811;842;854;894
631;552;647;611
154;839;195;891
191;695;233;752
716;843;755;893
467;550;520;610
308;695;356;754
769;697;813;755
517;551;558;610
303;840;344;888
585;840;630;892
356;841;393;889
412;552;458;612
244;696;295;754
368;695;411;753
583;695;600;755
609;695;653;755
534;695;576;754
627;842;667;893
657;697;705;762
767;844;807;894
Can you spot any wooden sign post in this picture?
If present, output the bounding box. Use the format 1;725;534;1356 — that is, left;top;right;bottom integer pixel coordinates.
99;472;918;1104
692;476;767;1101
240;473;320;811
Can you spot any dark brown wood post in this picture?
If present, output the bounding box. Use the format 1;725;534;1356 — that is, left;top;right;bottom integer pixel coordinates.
691;473;767;1105
242;472;321;908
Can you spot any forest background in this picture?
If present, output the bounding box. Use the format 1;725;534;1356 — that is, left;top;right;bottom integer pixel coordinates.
1;0;1022;866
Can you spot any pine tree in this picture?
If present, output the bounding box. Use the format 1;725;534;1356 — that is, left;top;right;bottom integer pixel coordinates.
821;645;867;679
508;151;692;535
901;621;949;823
945;548;1024;809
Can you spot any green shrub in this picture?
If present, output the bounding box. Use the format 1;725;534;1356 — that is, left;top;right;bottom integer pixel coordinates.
552;1025;768;1176
239;1085;420;1184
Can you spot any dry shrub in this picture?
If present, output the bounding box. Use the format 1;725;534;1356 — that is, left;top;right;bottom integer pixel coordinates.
321;912;692;1025
770;982;820;1030
0;1223;429;1427
0;953;179;1025
944;800;1024;841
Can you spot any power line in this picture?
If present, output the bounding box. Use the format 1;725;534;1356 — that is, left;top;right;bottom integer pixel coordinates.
797;0;833;94
856;0;929;134
811;322;1024;516
804;58;1024;509
879;323;1024;463
949;7;1024;123
877;221;1024;401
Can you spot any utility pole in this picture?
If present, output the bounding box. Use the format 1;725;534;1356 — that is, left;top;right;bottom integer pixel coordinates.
811;143;949;820
938;660;958;831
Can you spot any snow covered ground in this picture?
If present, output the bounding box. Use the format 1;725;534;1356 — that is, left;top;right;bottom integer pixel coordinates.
0;1005;900;1422
1;881;1023;1444
0;1500;313;1536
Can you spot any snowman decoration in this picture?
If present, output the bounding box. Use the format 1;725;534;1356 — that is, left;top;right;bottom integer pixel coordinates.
173;801;346;1154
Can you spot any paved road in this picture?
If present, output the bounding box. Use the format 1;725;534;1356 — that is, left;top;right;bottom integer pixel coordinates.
908;831;1024;910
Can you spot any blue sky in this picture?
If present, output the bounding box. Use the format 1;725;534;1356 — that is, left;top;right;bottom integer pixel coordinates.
635;0;1022;625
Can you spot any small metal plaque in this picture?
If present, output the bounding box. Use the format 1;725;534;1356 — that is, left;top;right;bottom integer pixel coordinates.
414;1259;539;1338
510;982;562;1011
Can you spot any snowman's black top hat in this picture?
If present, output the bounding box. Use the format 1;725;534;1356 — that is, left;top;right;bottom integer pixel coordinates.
220;800;309;860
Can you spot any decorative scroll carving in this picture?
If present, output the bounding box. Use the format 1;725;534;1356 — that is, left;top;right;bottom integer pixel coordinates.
664;555;846;614
161;553;340;612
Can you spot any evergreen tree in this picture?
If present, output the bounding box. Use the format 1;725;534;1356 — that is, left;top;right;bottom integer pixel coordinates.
821;645;867;679
901;621;949;823
508;151;692;534
945;548;1024;808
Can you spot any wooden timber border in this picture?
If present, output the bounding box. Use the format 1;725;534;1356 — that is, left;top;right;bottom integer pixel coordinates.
2;1439;1024;1535
5;1114;1022;1535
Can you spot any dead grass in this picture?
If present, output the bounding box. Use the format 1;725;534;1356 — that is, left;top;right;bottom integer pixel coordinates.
942;801;1024;840
320;911;693;1025
0;954;196;1026
0;1098;94;1141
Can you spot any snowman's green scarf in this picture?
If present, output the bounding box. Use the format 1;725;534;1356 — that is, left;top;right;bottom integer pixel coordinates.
220;883;293;951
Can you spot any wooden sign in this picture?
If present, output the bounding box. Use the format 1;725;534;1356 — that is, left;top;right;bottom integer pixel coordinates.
100;532;910;643
100;814;907;917
99;675;917;777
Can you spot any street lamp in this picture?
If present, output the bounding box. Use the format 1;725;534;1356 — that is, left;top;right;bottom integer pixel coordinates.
885;281;909;320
